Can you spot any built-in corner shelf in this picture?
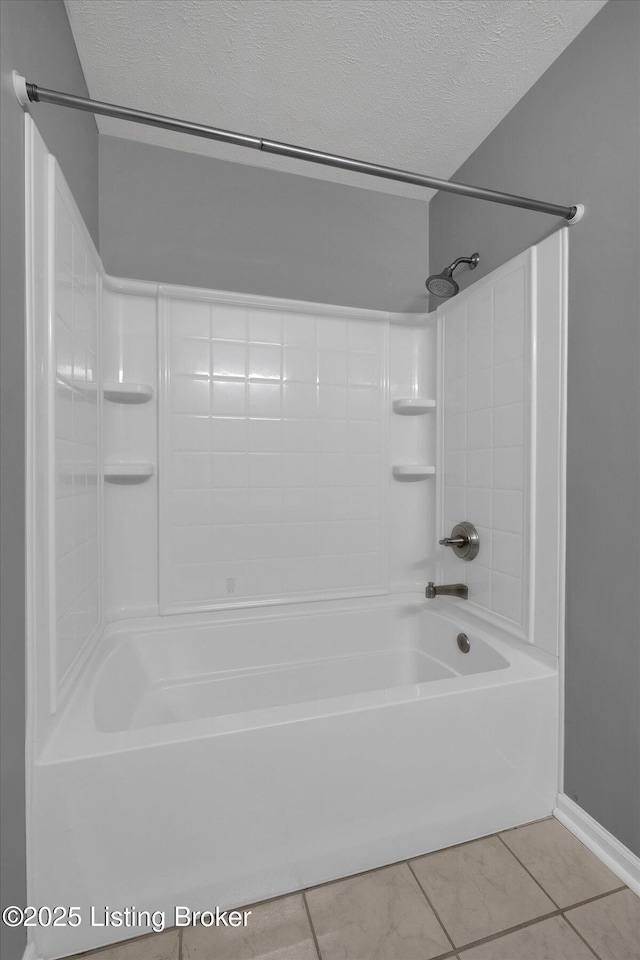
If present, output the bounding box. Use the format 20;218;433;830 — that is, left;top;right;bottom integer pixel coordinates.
392;464;436;481
104;381;154;404
104;462;155;484
392;398;436;415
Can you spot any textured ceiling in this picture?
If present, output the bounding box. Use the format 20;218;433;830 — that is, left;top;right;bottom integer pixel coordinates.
64;0;605;200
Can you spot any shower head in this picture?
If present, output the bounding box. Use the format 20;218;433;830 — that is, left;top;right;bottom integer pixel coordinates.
426;273;460;298
426;252;479;299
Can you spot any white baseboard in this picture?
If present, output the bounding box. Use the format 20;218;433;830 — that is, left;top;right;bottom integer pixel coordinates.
554;793;640;897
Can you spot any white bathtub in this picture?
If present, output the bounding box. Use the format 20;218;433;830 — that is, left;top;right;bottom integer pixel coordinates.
32;596;558;959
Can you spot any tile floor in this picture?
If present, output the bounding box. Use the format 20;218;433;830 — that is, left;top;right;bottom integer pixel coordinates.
69;818;640;960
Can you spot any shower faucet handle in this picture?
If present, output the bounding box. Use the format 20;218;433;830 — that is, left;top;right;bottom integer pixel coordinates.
438;521;480;561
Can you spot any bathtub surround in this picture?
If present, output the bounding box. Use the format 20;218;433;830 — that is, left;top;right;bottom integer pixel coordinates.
102;279;159;620
429;0;640;858
101;279;433;621
159;290;389;611
441;256;532;631
0;3;98;959
51;163;102;691
438;235;566;660
24;120;105;767
24;118;567;959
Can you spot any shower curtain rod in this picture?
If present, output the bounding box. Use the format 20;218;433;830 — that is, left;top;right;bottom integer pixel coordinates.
13;73;584;223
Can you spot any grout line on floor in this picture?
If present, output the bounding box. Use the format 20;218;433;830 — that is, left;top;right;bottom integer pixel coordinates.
498;832;630;913
407;817;554;866
455;883;634;959
302;857;414;893
233;888;307;912
495;831;561;909
561;912;602;960
456;909;561;953
298;822;535;897
66;816;634;960
406;859;457;952
302;890;324;960
312;849;462;893
496;833;629;917
561;884;627;912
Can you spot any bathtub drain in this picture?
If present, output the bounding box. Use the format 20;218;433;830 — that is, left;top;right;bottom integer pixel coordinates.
457;633;471;653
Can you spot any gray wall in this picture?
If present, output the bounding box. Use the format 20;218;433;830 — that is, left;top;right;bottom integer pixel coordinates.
99;136;429;314
430;0;640;855
0;3;98;957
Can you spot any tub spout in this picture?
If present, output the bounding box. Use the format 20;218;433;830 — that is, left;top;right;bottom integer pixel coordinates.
425;582;468;600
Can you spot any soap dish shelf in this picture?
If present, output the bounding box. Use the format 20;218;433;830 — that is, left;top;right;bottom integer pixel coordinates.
392;464;436;481
104;462;154;484
104;382;154;404
392;398;436;415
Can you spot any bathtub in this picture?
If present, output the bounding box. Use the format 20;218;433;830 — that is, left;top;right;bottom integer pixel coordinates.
32;596;558;958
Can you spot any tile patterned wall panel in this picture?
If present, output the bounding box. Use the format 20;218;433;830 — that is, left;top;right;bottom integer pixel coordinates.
159;291;389;612
53;176;101;684
440;254;530;634
389;321;437;593
102;286;159;620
